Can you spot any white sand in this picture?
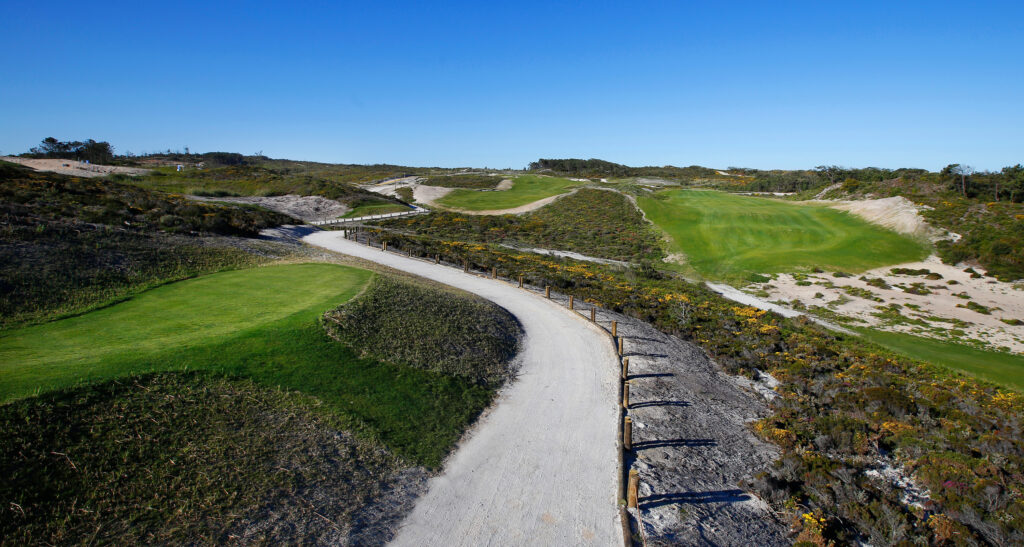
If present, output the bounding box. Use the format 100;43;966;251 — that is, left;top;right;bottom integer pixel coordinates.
757;255;1024;353
303;232;621;546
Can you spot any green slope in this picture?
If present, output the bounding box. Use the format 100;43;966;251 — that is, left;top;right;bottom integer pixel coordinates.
436;175;578;211
637;190;929;281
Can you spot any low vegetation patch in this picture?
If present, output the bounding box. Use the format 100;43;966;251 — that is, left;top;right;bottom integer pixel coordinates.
421;173;502;189
323;276;522;388
436;175;578;210
0;372;406;545
380;188;663;262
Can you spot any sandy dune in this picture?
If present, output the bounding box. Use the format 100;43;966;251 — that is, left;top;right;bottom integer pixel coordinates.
303;232;622;546
1;156;150;178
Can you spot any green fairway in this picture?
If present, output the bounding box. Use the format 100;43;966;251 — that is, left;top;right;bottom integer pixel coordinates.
341;202;411;218
436;175;578;211
858;328;1024;391
0;264;491;465
637;190;929;281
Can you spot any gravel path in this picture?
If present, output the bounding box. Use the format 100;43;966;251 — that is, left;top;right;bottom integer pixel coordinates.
303;231;622;546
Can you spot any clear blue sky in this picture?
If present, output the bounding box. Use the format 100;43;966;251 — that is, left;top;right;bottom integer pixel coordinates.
2;1;1022;170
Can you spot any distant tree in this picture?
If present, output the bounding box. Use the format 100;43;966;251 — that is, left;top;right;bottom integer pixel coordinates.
1003;164;1024;203
814;165;845;185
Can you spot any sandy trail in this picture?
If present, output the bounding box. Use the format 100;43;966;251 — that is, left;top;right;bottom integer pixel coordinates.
303;232;622;546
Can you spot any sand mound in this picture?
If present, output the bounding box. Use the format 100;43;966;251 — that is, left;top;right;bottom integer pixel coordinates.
811;196;939;238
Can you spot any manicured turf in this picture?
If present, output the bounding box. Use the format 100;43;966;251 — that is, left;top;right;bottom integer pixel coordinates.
0;263;491;466
436;175;578;211
341;203;411;218
637;190;930;281
858;328;1024;392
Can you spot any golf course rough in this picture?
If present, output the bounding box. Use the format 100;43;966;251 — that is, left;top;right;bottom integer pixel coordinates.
435;175;578;211
637;189;930;281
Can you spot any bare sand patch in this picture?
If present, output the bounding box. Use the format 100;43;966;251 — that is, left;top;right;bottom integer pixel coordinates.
2;156;150;178
754;255;1024;353
807;196;948;240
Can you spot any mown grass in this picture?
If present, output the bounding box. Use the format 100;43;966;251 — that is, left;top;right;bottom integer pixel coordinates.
857;328;1024;391
0;264;491;466
324;276;521;388
0;372;403;545
436;175;578;210
341;202;411;218
637;190;930;281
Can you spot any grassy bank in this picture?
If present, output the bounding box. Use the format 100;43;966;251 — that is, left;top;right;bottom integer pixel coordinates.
0;372;406;545
0;162;300;328
857;328;1024;391
637;189;930;281
0;264;492;466
421;173;503;189
324;276;521;388
436;175;578;210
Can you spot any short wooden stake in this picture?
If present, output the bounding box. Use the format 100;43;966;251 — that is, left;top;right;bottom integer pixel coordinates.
518;275;523;288
569;295;574;310
622;357;629;380
624;417;633;450
590;308;596;322
622;382;629;408
627;470;639;509
491;267;496;279
382;241;387;251
435;254;440;264
464;260;469;272
545;286;551;299
618;337;624;356
611;321;617;337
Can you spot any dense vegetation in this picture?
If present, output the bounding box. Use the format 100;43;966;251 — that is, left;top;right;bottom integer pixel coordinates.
436;175;578;210
637;189;930;281
813;167;1024;281
358;229;1024;545
22;136;115;164
0;161;294;327
324;276;522;388
0;372;405;545
421;173;503;189
381;188;663;262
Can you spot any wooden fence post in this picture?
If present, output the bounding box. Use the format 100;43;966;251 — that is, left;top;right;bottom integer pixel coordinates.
382;241;387;252
624;417;633;450
590;308;595;322
518;275;523;288
622;382;629;408
622;357;629;380
627;470;639;509
435;254;440;264
618;337;624;356
491;267;496;279
545;286;551;299
569;295;574;310
611;321;617;337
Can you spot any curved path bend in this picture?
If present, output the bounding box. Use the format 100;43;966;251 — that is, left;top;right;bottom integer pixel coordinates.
303;231;621;546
